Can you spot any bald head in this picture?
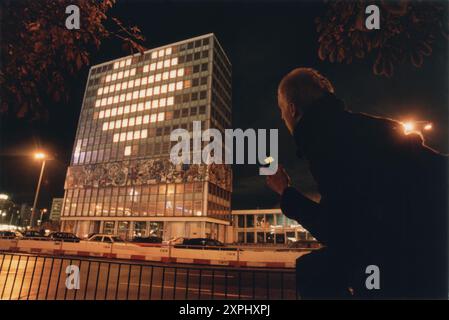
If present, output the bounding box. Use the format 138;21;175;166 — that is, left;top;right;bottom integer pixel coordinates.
278;67;334;110
277;68;335;134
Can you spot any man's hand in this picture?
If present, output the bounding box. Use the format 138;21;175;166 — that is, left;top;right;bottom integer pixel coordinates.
266;164;292;195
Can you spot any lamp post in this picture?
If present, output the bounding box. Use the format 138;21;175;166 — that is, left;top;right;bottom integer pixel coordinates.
31;152;47;228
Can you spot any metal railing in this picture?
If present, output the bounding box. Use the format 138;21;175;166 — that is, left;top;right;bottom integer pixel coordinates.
0;252;297;300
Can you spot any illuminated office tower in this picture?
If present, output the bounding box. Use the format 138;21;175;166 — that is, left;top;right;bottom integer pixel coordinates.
61;34;232;242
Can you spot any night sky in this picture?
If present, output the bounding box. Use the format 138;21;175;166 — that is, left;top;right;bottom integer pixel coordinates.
1;0;448;211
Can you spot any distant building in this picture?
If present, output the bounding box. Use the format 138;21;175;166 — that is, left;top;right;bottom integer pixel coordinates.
231;209;314;245
50;198;64;221
18;203;32;227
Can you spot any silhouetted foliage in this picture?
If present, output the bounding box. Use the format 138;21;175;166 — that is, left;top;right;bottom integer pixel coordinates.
316;0;448;77
0;0;146;119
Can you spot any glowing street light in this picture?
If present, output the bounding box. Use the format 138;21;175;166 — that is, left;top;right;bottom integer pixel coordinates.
401;121;433;135
34;152;46;160
31;151;48;228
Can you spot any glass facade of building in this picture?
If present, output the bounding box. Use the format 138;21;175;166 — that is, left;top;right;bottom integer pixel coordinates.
232;209;314;245
61;34;232;242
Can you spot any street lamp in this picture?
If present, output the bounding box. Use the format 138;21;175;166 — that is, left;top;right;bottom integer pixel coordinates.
401;121;433;135
31;152;47;228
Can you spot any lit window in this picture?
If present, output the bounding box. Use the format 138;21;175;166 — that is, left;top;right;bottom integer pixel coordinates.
111;108;117;116
161;84;167;93
113;62;119;69
99;110;105;118
120;133;126;142
119;60;125;68
112;73;117;81
157;112;165;121
106;74;111;82
176;81;183;90
127;131;133;140
126;58;131;66
131;104;137;113
107;97;113;105
120;94;125;102
132;91;139;99
164;59;170;68
143;115;149;123
136;116;142;125
137;103;144;111
104;86;109;94
126;93;132;101
167;97;174;106
158;49;165;57
151;52;157;59
168;83;175;92
177;68;184;77
122;118;129;127
146;88;153;97
101;98;107;106
102;122;108;131
109;122;115;130
129;80;134;88
110;85;115;93
113;134;119;142
139;90;145;98
124;105;130;114
184;80;191;88
141;129;148;138
135;78;141;87
150;63;156;71
155;73;162;82
117;106;124;115
141;77;148;85
165;47;172;55
124;146;131;156
156;61;163;69
151;100;159;109
130;68;136;76
105;109;111;117
124;70;130;77
171;58;178;66
160;98;166;107
112;95;118;104
118;71;123;79
154;86;160;95
169;70;176;78
143;65;149;73
98;87;103;95
145;101;151;110
129;117;135;126
150;114;157;123
115;120;121;128
134;131;141;139
95;100;101;107
122;82;128;90
148;75;154;83
116;83;121;91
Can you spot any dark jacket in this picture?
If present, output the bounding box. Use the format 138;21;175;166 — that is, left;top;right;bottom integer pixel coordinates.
281;93;448;298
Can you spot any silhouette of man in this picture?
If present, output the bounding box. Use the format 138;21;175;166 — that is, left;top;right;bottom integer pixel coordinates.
267;67;448;299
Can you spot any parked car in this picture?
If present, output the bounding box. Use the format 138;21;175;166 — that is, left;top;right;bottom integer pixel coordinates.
87;234;125;243
0;231;18;239
288;240;321;249
174;238;235;250
49;232;81;243
132;236;162;244
163;237;185;245
22;230;46;239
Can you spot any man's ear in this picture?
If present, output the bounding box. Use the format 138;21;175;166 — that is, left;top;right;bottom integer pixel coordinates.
288;102;299;119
